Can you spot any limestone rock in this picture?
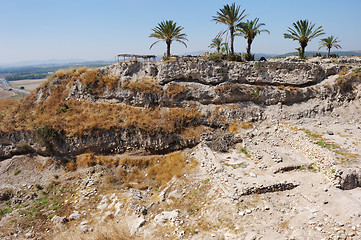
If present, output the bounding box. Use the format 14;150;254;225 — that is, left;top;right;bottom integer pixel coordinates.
154;210;180;226
69;211;81;220
337;169;361;190
51;215;68;227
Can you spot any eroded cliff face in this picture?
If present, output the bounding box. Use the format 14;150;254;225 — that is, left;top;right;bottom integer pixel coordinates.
63;59;353;108
0;58;360;161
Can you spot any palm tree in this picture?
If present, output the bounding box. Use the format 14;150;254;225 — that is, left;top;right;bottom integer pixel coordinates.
149;20;188;58
237;18;270;60
209;37;223;53
319;35;341;57
221;42;230;55
284;19;325;58
212;3;247;55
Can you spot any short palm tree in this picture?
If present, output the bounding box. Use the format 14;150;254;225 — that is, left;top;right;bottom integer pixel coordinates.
319;35;341;57
209;37;223;53
284;19;325;58
237;18;269;60
149;20;188;58
221;42;230;55
212;3;247;55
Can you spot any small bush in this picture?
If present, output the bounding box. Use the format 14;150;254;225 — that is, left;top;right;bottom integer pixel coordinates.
14;169;21;176
353;67;361;73
251;91;259;99
0;207;13;217
329;53;339;58
207;53;223;62
244;53;255;61
240;148;250;157
18;142;33;153
0;188;14;201
33;124;56;149
227;53;243;62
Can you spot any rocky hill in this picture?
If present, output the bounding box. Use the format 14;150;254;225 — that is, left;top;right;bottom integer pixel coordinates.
0;57;361;239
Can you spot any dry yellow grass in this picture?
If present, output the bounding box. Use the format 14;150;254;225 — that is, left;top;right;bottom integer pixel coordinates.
119;151;195;188
67;153;120;170
240;121;253;129
67;151;197;189
0;95;201;137
0;67;203;138
164;83;188;98
53;220;144;240
180;125;204;140
228;122;239;133
122;77;162;93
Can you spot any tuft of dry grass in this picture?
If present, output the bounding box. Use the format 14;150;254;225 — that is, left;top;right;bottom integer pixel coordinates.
0;99;19;132
79;69;120;94
122;77;162;94
53;220;145;240
66;151;197;189
180;125;204;140
67;153;120;170
164;83;188;98
337;66;348;76
240;121;253;129
118;151;197;188
228;122;239;133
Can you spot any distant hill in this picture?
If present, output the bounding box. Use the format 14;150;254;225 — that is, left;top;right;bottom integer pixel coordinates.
275;50;361;58
0;60;116;76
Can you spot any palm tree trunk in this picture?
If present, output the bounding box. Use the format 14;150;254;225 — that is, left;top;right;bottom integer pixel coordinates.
327;48;330;58
247;38;252;56
230;27;234;55
166;41;171;58
300;42;307;59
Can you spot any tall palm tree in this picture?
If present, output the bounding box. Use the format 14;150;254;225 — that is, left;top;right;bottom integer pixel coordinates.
237;18;270;60
149;20;188;58
284;19;325;58
209;37;223;53
212;3;247;55
319;35;341;57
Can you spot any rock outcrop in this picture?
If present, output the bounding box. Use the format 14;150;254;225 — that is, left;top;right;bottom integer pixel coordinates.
0;58;360;161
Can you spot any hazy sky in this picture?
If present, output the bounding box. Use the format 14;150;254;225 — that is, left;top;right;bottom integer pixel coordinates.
0;0;360;65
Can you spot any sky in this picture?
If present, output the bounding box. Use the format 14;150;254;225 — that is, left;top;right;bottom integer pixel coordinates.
0;0;360;65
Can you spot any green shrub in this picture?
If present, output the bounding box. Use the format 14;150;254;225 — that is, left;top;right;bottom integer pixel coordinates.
251;91;259;99
208;53;223;62
33;124;56;149
227;53;243;62
14;169;21;176
244;53;255;61
253;62;260;69
0;207;13;217
353;67;361;73
18;142;33;153
240;147;250;157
